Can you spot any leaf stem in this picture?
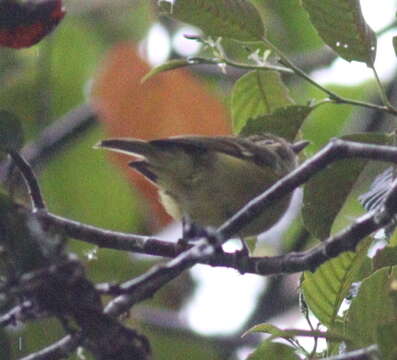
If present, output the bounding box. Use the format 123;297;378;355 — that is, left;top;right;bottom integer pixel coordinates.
189;56;294;74
260;37;397;116
261;37;337;96
371;65;397;111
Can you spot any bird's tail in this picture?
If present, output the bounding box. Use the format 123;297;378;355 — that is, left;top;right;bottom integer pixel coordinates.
95;138;156;158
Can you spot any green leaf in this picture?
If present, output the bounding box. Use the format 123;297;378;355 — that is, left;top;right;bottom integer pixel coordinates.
250;0;324;53
377;322;397;360
141;59;195;83
301;0;377;66
345;267;397;349
245;323;287;338
302;237;372;328
302;133;390;240
240;105;312;141
159;0;264;41
0;110;24;152
247;341;299;360
373;246;397;272
231;70;294;133
245;323;349;342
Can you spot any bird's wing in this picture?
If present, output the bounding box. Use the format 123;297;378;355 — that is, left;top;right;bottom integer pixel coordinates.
150;135;276;167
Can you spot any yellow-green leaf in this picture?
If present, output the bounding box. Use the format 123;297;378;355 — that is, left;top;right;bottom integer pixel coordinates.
231;70;294;134
240;105;312;141
345;267;397;349
302;237;372;327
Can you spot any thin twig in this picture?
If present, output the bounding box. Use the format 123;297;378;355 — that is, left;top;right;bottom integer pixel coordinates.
371;65;396;111
189;56;294;74
8;151;46;211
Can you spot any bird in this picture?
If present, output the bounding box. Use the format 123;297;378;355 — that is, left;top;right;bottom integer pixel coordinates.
96;134;308;244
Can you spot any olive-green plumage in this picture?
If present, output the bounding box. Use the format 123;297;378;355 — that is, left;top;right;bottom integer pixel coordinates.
97;134;306;237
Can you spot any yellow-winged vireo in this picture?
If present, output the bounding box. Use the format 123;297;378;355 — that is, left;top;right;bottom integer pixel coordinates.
97;134;308;242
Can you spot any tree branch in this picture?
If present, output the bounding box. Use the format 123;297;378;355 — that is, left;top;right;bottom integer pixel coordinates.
8;138;397;277
10;138;397;360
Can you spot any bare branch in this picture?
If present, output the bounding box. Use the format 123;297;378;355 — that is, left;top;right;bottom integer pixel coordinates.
104;232;218;316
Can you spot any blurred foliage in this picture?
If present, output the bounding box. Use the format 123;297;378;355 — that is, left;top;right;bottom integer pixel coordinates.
40;126;141;232
0;111;24;153
247;341;299;360
143;327;220;360
1;0;397;359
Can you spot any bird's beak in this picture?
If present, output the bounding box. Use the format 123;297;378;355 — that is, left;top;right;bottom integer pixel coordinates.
291;140;310;154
